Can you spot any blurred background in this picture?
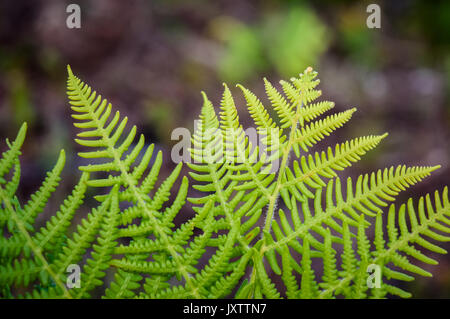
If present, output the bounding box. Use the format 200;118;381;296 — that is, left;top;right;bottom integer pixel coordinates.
0;0;449;298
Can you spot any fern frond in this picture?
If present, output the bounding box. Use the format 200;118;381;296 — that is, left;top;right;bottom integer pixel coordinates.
292;108;356;154
298;238;320;299
21;151;66;227
264;78;295;129
187;66;446;299
238;84;279;133
0;123;27;179
74;186;120;298
34;172;89;253
268;165;439;255
0;130;71;298
319;188;450;298
278;134;388;209
67;66;213;298
51;196;112;294
1;66;447;300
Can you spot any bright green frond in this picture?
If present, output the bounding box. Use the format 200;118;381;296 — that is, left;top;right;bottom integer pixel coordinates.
0;66;447;300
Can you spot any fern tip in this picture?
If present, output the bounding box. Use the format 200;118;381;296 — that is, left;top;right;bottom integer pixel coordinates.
67;65;73;77
55;149;66;167
17;122;28;140
429;165;441;172
200;91;209;102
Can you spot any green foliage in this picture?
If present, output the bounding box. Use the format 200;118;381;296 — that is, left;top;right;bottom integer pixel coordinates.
213;6;329;82
263;7;329;77
0;66;448;299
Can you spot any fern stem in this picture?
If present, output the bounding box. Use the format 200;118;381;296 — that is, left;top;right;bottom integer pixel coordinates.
208;163;251;252
262;107;301;234
253;95;303;298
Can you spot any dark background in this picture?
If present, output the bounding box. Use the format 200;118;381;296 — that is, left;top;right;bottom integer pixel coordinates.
0;0;449;298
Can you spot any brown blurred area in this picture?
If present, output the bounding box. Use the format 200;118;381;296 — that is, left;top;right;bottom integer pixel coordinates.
0;0;449;298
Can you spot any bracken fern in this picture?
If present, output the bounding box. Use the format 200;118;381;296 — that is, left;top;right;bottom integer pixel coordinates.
0;66;448;299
